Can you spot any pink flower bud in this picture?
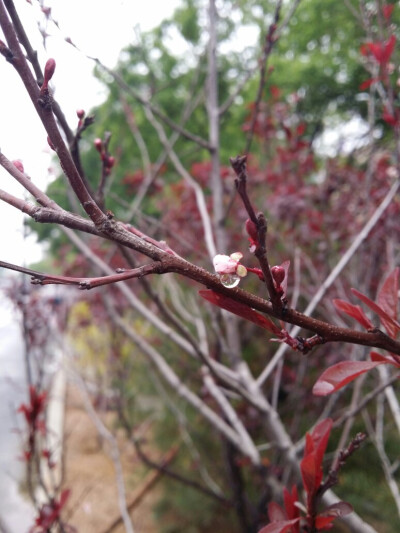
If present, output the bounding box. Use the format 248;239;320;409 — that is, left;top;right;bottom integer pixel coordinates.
106;156;115;169
271;265;285;285
44;58;56;83
76;109;85;119
94;138;103;152
12;160;24;173
245;219;258;242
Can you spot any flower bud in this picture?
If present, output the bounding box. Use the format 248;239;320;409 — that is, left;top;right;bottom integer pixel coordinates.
44;58;56;84
245;219;258;242
76;109;85;119
106;156;115;169
94;138;103;152
271;265;285;285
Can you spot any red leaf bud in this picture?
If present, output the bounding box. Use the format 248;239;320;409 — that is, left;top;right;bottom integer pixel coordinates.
106;156;115;168
271;265;285;286
94;138;103;152
245;219;258;242
44;58;56;83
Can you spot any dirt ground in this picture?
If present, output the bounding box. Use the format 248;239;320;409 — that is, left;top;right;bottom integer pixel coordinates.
61;383;164;533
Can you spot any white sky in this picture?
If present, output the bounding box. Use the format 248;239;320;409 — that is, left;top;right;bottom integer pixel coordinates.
0;0;181;267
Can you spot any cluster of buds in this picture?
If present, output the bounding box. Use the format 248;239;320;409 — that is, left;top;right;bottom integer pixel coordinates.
94;138;115;175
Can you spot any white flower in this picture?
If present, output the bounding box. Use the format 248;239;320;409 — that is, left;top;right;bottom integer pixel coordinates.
213;253;247;277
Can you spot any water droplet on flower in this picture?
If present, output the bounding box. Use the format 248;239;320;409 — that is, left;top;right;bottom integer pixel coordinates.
219;274;240;288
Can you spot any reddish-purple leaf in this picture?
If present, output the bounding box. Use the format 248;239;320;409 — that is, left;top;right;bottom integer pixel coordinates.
333;299;373;330
314;515;335;530
301;452;318;501
370;351;400;368
283;486;300;524
268;502;286;523
310;419;333;460
314;502;354;530
313;361;385;396
258;518;300;533
301;419;332;502
320;501;353;519
359;77;380;90
377;268;399;338
351;288;400;336
382;35;396;63
365;35;396;64
383;4;395;20
199;290;281;334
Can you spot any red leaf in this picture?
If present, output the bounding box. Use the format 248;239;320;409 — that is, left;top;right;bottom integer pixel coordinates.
370;351;400;367
58;489;70;510
199;290;281;334
314;515;335;529
377;268;399;338
301;452;318;501
351;288;400;336
364;36;396;64
258;518;300;533
296;123;306;136
383;4;395;20
359;77;380;90
382;109;398;126
283;486;300;523
333;299;373;330
320;501;353;519
268;502;286;523
314;502;354;530
301;419;332;501
312;361;384;396
382;35;396;63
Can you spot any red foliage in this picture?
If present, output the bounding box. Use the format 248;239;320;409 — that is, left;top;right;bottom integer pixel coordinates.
18;385;47;432
301;419;332;509
30;490;73;533
360;35;396;65
259;420;352;532
332;299;373;330
314;268;400;395
383;4;395;20
199;289;281;334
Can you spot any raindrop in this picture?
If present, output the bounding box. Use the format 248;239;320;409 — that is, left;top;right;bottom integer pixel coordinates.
219;274;240;288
